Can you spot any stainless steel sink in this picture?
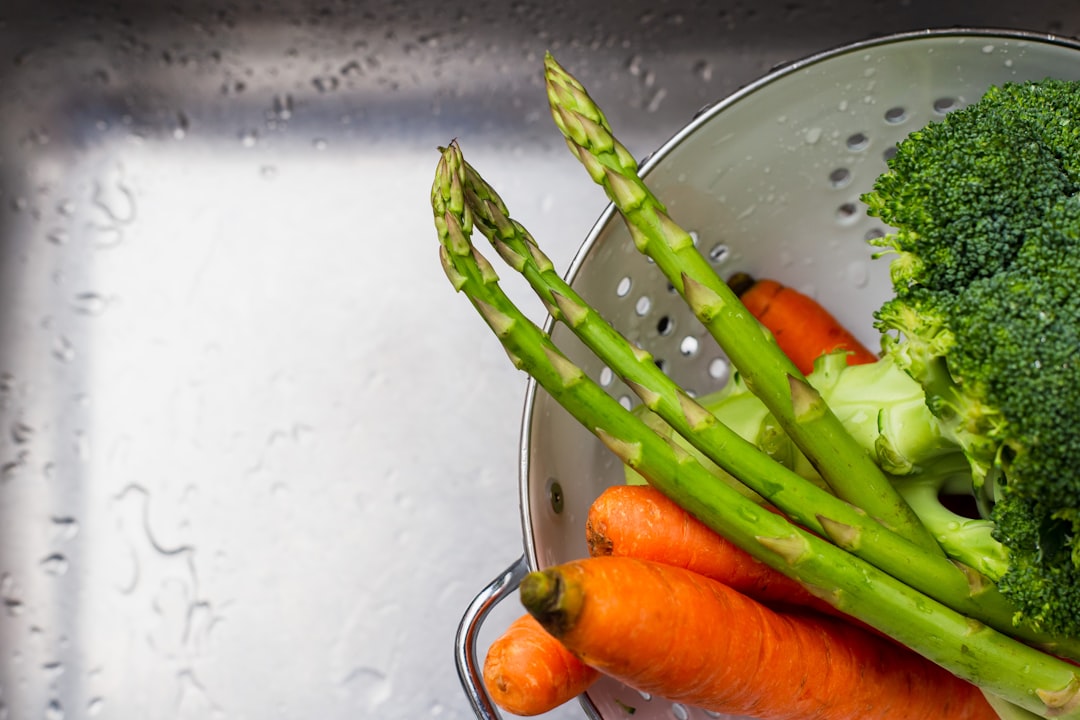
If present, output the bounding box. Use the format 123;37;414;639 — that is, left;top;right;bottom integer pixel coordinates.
2;2;1080;719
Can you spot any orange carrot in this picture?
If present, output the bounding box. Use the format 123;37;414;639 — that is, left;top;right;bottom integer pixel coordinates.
521;556;997;720
483;613;599;716
729;272;878;375
587;484;837;616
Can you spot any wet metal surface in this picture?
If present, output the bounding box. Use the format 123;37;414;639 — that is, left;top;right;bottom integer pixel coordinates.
2;2;1080;719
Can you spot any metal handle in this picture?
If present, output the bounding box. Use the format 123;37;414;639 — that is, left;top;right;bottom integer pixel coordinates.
455;555;530;720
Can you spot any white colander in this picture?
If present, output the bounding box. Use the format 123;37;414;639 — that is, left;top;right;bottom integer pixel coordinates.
454;27;1080;720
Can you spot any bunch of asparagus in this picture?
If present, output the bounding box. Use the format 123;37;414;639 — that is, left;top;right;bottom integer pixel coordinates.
431;54;1080;719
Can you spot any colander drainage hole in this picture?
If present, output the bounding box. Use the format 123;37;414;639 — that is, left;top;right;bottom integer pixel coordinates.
657;315;674;335
933;96;958;114
707;243;730;264
884;105;908;124
616;275;632;297
882;145;898;162
599;366;614;387
835;202;859;224
635;296;653;316
679;335;699;356
846;132;869;151
547;478;564;514
670;703;690;720
708;357;729;383
654;358;668;374
828;167;851;188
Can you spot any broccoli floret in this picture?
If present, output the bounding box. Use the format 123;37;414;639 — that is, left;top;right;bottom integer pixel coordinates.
863;78;1080;636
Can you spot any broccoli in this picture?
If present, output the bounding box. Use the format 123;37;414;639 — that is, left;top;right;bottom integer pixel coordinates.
861;79;1080;636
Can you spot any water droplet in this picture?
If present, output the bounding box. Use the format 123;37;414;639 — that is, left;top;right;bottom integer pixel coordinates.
982;44;995;54
92;177;136;225
847;260;869;288
341;666;392;710
52;334;76;362
72;292;109;316
173;112;190;140
272;94;293;121
86;698;104;716
736;204;756;220
11;421;33;444
46;230;69;245
693;60;713;81
42;661;64;682
312;75;339;93
312;138;328;151
51;516;79;540
646;88;667;113
40;554;68;577
804;127;822;144
45;699;63;720
3;596;23;617
2;451;27;482
57;199;76;216
260;165;278;180
239;129;258;148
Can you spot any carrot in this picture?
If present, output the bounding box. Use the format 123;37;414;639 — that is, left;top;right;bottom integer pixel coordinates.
521;556;997;720
483;613;599;716
587;484;837;616
728;272;879;375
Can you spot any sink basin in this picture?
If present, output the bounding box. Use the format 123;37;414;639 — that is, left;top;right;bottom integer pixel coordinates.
2;2;1080;719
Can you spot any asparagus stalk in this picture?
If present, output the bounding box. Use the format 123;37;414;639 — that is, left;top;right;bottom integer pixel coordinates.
459;154;1080;660
432;142;1080;718
542;52;941;554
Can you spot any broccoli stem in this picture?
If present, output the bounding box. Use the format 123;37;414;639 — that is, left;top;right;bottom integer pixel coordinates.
541;52;941;555
432;142;1080;718
893;468;1012;580
460;151;1080;664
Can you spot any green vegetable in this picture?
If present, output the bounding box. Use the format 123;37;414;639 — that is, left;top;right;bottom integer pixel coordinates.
863;78;1080;638
432;55;1080;717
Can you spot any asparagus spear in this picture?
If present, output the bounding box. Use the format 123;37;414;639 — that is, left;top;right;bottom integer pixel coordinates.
432;142;1080;718
542;53;941;554
459;154;1080;660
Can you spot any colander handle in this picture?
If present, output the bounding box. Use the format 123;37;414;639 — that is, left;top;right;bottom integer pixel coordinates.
454;554;530;720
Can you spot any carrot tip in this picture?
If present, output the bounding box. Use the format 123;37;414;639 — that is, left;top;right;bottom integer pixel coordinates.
726;271;757;296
